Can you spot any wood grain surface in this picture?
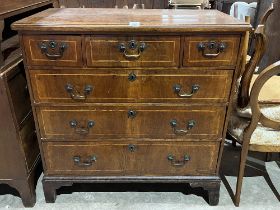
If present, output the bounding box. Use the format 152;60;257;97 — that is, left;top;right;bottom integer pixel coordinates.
14;8;249;205
36;105;226;140
85;36;180;68
43;141;219;176
12;8;250;32
30;69;233;104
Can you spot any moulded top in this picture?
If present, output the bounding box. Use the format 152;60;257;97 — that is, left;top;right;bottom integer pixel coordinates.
12;8;251;33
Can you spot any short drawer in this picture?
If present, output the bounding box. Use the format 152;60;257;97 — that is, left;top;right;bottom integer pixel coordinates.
85;36;180;67
183;35;240;68
22;35;82;67
7;66;31;126
43;142;124;176
36;105;226;140
30;69;233;104
43;141;219;176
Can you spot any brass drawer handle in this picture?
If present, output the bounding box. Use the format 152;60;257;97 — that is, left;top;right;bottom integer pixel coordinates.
38;40;68;60
65;84;93;101
69;120;95;135
167;154;190;167
118;40;146;60
170;119;196;135
197;41;226;58
173;84;200;98
73;155;97;167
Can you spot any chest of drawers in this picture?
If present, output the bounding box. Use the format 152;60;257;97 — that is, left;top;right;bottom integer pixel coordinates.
13;8;250;206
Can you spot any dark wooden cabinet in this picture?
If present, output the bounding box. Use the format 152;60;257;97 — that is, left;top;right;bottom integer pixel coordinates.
0;0;58;207
13;8;250;206
0;62;39;207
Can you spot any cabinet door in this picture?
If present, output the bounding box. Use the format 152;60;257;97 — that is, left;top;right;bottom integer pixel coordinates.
0;77;26;179
8;67;31;126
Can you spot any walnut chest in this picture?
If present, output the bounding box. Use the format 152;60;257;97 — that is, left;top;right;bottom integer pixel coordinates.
12;8;250;205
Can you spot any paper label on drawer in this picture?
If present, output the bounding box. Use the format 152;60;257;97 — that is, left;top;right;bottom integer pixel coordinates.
129;22;141;27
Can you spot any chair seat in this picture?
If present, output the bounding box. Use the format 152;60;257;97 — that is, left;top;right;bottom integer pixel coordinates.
228;105;280;152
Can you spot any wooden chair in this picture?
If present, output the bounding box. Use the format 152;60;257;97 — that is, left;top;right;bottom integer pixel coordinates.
227;5;280;206
169;0;209;9
230;2;257;26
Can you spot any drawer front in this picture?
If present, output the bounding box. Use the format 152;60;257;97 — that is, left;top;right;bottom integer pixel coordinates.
8;67;31;126
36;105;225;140
30;69;233;104
43;141;219;176
85;36;180;67
183;35;240;68
22;35;82;67
43;142;124;176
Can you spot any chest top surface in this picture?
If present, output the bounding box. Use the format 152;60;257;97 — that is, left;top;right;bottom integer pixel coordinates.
12;8;251;33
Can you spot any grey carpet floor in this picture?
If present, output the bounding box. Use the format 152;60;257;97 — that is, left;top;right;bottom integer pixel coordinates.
0;144;279;210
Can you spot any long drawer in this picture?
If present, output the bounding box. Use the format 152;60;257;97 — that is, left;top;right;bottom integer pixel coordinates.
30;69;233;104
36;105;226;140
42;141;219;176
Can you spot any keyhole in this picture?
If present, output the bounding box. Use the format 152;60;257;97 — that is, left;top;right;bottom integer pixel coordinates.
49;41;57;49
208;42;216;49
129;40;137;50
128;72;137;82
128;110;137;118
128;144;136;152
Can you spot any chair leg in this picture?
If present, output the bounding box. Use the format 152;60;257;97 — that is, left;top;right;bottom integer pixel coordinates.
234;146;250;206
263;170;280;202
232;139;237;147
276;160;280;168
265;152;272;162
226;132;238;147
